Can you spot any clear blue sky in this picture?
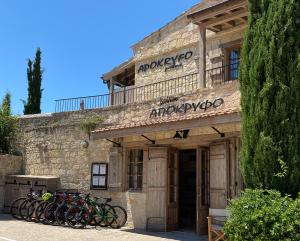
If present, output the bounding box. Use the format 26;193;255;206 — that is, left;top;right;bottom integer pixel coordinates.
0;0;200;115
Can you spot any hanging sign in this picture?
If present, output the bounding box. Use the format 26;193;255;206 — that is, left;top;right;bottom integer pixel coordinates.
149;97;224;118
138;51;193;73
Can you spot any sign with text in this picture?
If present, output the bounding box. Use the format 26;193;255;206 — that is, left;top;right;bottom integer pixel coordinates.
149;98;224;118
138;51;193;73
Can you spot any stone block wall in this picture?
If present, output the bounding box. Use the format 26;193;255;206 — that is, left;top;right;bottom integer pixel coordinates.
15;82;239;228
132;12;245;91
0;155;22;212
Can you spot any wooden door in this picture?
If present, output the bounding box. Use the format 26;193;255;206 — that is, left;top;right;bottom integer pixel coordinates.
146;147;168;231
196;147;209;235
166;148;179;231
209;142;229;209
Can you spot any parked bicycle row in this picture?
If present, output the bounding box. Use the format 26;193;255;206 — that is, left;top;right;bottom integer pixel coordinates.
10;189;127;229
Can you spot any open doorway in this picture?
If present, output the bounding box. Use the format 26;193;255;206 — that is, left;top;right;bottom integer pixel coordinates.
178;149;197;230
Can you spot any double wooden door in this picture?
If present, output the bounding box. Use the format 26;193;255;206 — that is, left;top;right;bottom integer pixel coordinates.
146;146;209;234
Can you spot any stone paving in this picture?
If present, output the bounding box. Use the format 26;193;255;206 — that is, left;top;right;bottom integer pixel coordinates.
0;214;207;241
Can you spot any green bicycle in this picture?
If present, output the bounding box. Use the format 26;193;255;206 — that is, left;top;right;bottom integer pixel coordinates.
65;194;116;229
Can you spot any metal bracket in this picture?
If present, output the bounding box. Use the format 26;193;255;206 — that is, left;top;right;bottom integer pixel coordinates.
141;135;155;144
105;139;121;147
211;126;225;138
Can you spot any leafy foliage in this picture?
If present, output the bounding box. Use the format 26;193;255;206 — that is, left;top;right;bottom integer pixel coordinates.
0;93;17;154
80;115;104;138
240;0;300;196
224;189;300;241
24;48;43;114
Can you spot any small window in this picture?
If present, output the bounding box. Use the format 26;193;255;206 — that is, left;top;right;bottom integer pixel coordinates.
226;46;240;81
91;163;108;189
127;149;143;190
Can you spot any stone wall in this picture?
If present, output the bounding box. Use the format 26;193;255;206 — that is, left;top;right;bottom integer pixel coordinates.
0;155;22;212
132;12;245;89
16;82;239;228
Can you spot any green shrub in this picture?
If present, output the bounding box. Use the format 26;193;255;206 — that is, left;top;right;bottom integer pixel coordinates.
80;115;104;138
224;189;300;241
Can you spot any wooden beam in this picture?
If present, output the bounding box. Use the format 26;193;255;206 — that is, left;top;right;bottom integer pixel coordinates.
91;113;241;139
203;8;248;28
240;16;248;23
109;77;115;106
208;25;222;32
208;24;247;40
189;0;248;23
199;25;206;88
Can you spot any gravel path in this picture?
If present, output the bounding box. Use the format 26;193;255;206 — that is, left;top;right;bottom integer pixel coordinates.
0;214;207;241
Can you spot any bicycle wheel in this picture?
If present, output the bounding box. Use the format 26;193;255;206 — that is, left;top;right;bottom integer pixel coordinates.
35;201;50;223
26;200;42;222
18;199;32;220
96;204;116;227
44;202;59;225
66;206;90;229
10;198;26;220
55;204;69;226
110;206;127;229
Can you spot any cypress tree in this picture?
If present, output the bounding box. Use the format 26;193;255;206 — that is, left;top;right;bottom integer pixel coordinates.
24;48;43;114
0;92;16;153
240;0;300;197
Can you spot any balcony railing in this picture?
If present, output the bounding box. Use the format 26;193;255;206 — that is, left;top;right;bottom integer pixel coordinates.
206;62;239;86
55;94;110;113
55;62;239;112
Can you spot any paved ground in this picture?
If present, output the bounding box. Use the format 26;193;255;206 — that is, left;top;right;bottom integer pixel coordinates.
0;214;207;241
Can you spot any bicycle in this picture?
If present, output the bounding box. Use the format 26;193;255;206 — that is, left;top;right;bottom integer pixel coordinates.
43;192;66;225
55;192;80;225
27;192;53;222
66;194;116;229
17;189;42;220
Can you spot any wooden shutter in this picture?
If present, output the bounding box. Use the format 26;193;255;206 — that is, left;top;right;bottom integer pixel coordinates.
209;141;229;209
146;147;168;231
108;147;123;192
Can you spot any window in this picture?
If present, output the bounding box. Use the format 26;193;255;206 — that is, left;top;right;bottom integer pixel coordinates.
127;149;143;190
91;163;108;189
226;46;240;81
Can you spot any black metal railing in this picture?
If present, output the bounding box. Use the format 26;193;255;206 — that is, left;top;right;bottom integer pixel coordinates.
54;73;199;112
112;72;199;105
206;61;239;86
54;63;239;113
55;94;110;112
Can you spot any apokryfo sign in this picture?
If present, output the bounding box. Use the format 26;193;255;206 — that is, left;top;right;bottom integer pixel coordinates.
138;51;193;73
149;97;224;118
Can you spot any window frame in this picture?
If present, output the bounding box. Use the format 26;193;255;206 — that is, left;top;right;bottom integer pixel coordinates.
90;162;108;190
225;45;241;82
126;149;144;191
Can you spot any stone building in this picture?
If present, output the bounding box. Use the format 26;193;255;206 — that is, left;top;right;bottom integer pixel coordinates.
12;0;248;235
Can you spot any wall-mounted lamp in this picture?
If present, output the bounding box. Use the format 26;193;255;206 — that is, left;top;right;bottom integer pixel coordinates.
173;130;190;139
173;131;182;139
80;140;89;148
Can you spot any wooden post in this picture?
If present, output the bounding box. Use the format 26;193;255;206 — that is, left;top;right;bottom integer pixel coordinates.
207;216;212;241
109;78;114;106
199;25;206;88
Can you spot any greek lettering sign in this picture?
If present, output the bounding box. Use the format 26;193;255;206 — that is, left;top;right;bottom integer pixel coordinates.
149;98;224;118
138;51;193;73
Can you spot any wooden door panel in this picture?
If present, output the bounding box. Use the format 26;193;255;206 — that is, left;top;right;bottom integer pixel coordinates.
167;148;178;231
146;147;168;231
197;147;209;235
209;142;229;209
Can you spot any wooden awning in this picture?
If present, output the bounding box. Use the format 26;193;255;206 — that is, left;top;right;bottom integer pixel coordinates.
91;108;240;139
187;0;248;32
